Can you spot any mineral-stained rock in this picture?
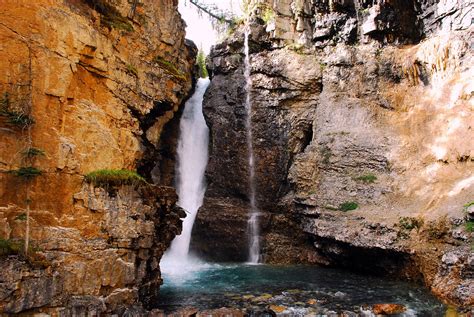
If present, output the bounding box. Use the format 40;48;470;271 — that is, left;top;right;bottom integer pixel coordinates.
0;0;195;314
198;0;474;308
372;303;406;315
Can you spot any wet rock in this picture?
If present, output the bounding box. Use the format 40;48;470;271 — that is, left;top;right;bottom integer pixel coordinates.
269;305;287;313
197;308;244;317
334;291;346;298
171;307;199;317
372;303;406;315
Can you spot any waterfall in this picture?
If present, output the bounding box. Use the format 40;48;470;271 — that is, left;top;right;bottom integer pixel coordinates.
244;27;261;264
161;78;210;273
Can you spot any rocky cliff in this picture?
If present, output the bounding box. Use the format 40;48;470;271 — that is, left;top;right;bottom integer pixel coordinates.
194;0;473;308
0;0;194;314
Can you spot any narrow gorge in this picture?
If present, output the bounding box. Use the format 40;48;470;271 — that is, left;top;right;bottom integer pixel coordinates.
0;0;473;316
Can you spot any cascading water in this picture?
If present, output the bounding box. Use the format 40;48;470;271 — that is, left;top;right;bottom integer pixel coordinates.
244;26;261;264
161;78;210;276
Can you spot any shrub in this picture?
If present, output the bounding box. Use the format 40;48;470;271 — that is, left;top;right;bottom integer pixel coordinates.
320;145;331;164
9;166;42;179
0;93;34;127
84;169;146;187
339;201;358;212
399;216;423;230
354;173;377;183
0;239;23;256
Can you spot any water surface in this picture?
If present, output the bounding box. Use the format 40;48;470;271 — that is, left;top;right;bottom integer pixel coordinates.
157;264;446;316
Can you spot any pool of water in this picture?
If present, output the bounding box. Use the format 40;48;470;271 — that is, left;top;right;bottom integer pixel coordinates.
157;263;447;316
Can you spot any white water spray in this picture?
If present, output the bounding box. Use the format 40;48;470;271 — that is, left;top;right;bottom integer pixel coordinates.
244;27;261;264
161;78;210;276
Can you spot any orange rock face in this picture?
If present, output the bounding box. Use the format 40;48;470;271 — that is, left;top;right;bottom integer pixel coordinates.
0;0;194;314
372;303;407;315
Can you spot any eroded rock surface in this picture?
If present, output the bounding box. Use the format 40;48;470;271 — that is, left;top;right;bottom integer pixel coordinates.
197;0;473;307
0;0;194;314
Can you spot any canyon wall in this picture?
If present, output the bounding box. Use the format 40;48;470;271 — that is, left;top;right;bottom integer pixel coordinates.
195;0;473;307
0;0;194;314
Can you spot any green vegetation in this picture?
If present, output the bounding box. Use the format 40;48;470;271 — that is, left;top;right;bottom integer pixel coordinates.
15;213;27;221
320;145;331;164
84;169;146;187
153;56;186;80
339;201;358;212
354;173;377;184
197;49;209;78
464;201;474;208
261;7;275;24
85;0;133;32
399;216;424;230
0;239;23;256
126;64;138;77
0;93;34;127
21;147;45;158
466;221;474;232
9;166;42;179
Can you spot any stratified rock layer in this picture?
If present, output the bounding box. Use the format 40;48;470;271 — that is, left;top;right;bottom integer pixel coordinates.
196;0;473;307
0;0;194;314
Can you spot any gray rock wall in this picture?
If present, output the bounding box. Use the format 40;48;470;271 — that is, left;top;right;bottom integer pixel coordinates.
196;0;474;307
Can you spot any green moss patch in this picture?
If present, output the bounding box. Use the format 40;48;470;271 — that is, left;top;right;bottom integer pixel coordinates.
339;201;358;212
153;56;186;80
84;169;146;187
466;221;474;232
354;173;377;183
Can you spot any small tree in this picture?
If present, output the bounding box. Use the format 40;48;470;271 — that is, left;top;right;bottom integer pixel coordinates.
196;49;209;78
1;37;43;255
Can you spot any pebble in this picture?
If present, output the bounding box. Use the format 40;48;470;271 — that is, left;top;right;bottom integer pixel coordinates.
269;305;287;313
334;291;346;298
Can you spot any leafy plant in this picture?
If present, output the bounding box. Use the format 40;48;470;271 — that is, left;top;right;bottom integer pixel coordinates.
339;201;358;212
9;166;42;179
84;169;146;187
354;173;377;183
